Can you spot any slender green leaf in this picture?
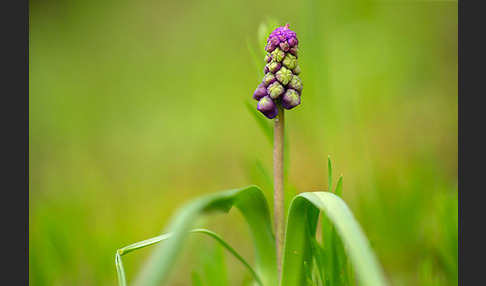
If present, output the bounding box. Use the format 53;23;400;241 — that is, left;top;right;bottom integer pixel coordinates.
132;185;277;286
328;156;332;193
281;192;387;286
116;229;263;286
335;176;343;197
115;252;127;286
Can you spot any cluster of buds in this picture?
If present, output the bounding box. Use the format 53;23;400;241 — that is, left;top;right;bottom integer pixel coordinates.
253;23;303;119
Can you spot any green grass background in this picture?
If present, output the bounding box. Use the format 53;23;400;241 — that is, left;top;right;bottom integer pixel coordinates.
29;0;457;285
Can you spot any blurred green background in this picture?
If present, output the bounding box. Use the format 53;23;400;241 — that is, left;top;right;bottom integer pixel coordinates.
29;0;457;285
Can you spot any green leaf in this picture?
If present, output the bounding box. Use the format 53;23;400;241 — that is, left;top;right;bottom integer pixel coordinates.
328;156;332;193
281;192;387;286
131;185;277;286
335;176;343;197
116;229;262;286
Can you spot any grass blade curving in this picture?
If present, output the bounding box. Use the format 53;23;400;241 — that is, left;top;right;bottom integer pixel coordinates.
131;185;277;286
280;191;387;286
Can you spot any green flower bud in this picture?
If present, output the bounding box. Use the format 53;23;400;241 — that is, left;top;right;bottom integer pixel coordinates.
292;65;301;76
271;47;286;63
282;53;297;70
266;61;282;73
287;75;303;93
267;81;285;100
275;66;293;86
262;73;277;86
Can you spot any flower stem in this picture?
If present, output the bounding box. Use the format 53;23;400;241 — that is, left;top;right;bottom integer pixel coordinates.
273;103;285;279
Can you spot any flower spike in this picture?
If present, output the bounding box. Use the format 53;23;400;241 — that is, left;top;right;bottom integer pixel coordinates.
253;23;302;118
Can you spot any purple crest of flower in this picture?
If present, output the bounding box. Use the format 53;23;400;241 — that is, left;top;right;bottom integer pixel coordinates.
282;89;301;110
257;95;278;119
267;23;299;46
253;83;267;100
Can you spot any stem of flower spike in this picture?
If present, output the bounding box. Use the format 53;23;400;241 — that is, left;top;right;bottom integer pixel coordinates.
273;103;285;279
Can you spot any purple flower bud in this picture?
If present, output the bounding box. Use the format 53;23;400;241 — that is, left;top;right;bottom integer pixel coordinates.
289;45;299;57
263;65;269;74
270;36;280;45
275;66;293;86
282;89;301;110
282;53;297;70
287;75;303;93
288;38;298;47
267;81;285;100
262;73;276;86
266;61;282;73
265;43;277;53
257;95;278;119
279;41;290;52
253;83;267;100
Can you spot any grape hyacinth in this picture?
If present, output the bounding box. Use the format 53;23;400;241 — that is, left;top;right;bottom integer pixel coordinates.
253;23;302;119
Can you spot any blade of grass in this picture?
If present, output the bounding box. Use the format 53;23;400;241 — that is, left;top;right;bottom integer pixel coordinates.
328;156;332;193
335;176;343;197
281;192;387;286
116;229;264;286
132;185;277;286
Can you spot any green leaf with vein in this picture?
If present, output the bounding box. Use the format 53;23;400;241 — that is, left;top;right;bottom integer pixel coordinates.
130;185;277;286
116;229;263;286
280;192;387;286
